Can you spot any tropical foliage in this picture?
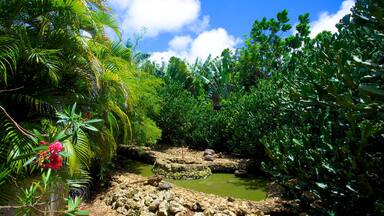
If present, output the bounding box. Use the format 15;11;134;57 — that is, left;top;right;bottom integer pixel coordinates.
154;0;383;214
0;0;383;215
0;0;161;213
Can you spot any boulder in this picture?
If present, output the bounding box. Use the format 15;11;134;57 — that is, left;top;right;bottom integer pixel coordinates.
204;149;215;156
157;201;169;216
203;154;215;161
192;202;203;212
234;169;248;177
169;201;187;214
158;182;173;190
148;199;161;212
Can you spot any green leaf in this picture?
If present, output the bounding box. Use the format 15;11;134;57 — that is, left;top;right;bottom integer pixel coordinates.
315;182;328;189
23;156;36;167
53;130;66;141
74;210;89;215
359;84;384;99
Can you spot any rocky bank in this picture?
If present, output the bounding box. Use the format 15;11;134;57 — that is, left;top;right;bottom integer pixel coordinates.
85;172;291;216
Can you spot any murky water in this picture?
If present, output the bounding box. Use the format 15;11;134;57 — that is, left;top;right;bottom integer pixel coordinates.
123;160;268;201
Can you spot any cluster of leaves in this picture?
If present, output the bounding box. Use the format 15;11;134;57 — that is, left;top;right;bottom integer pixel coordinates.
262;0;384;214
0;0;162;213
155;0;383;214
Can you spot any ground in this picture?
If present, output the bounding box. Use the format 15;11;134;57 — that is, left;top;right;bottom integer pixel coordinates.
85;147;292;216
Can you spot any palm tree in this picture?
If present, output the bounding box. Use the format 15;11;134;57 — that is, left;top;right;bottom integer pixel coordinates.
0;0;122;180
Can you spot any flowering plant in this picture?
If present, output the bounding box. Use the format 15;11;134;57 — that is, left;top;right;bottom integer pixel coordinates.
36;141;64;170
25;130;70;170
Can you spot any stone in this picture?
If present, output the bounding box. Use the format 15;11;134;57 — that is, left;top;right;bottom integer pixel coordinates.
204;207;215;216
223;210;236;216
116;207;129;215
158;182;173;190
111;201;117;209
163;191;174;201
227;197;235;202
157;201;169;216
145;196;154;206
169;201;187;214
148;199;161;212
203;155;215;161
192;202;203;212
204;149;215;156
234;169;248;177
193;213;205;216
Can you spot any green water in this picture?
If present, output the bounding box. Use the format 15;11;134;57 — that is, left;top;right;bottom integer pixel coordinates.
123;160;268;201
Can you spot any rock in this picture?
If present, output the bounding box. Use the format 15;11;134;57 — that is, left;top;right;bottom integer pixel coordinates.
204;207;215;216
169;201;187;214
111;201;118;209
227;197;235;202
162;191;173;201
194;213;205;216
192;202;203;212
204;149;215;156
148;199;161;212
223;210;236;216
146;176;163;187
158;182;173;190
157;201;169;216
145;196;154;206
234;169;248;177
116;207;129;215
203;154;215;161
199;201;210;210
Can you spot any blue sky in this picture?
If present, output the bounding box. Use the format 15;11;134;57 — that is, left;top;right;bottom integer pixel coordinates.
107;0;355;63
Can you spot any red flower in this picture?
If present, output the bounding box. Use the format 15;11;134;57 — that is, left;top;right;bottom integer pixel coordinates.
48;141;63;154
46;153;63;170
39;140;47;145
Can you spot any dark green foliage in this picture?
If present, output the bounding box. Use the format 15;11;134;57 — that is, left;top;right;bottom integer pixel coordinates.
260;0;384;214
156;0;383;214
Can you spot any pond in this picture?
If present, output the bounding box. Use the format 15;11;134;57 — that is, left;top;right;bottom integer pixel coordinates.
123;160;268;201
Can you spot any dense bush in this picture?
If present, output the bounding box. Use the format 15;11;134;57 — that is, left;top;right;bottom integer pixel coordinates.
157;79;279;159
155;0;384;214
262;0;384;214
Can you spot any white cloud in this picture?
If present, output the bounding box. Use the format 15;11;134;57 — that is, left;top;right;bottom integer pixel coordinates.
188;15;210;34
150;28;241;63
189;28;240;61
169;35;193;51
310;0;355;37
110;0;201;37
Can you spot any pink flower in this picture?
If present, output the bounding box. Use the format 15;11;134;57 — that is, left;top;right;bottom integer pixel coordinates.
48;141;63;154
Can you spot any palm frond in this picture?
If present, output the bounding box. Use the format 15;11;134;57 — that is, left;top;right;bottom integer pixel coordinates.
0;35;18;85
106;101;132;144
0;106;33;174
92;9;121;40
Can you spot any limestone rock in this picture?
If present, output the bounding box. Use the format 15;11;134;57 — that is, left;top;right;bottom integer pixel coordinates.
203;154;215;161
158;182;173;190
169;201;187;214
148;199;161;212
204;149;215;156
157;201;169;216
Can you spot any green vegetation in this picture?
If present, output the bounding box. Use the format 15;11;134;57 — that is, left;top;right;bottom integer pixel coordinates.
0;0;383;215
154;0;384;214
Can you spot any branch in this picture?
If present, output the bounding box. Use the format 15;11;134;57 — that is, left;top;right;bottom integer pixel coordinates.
0;86;24;94
0;105;35;139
